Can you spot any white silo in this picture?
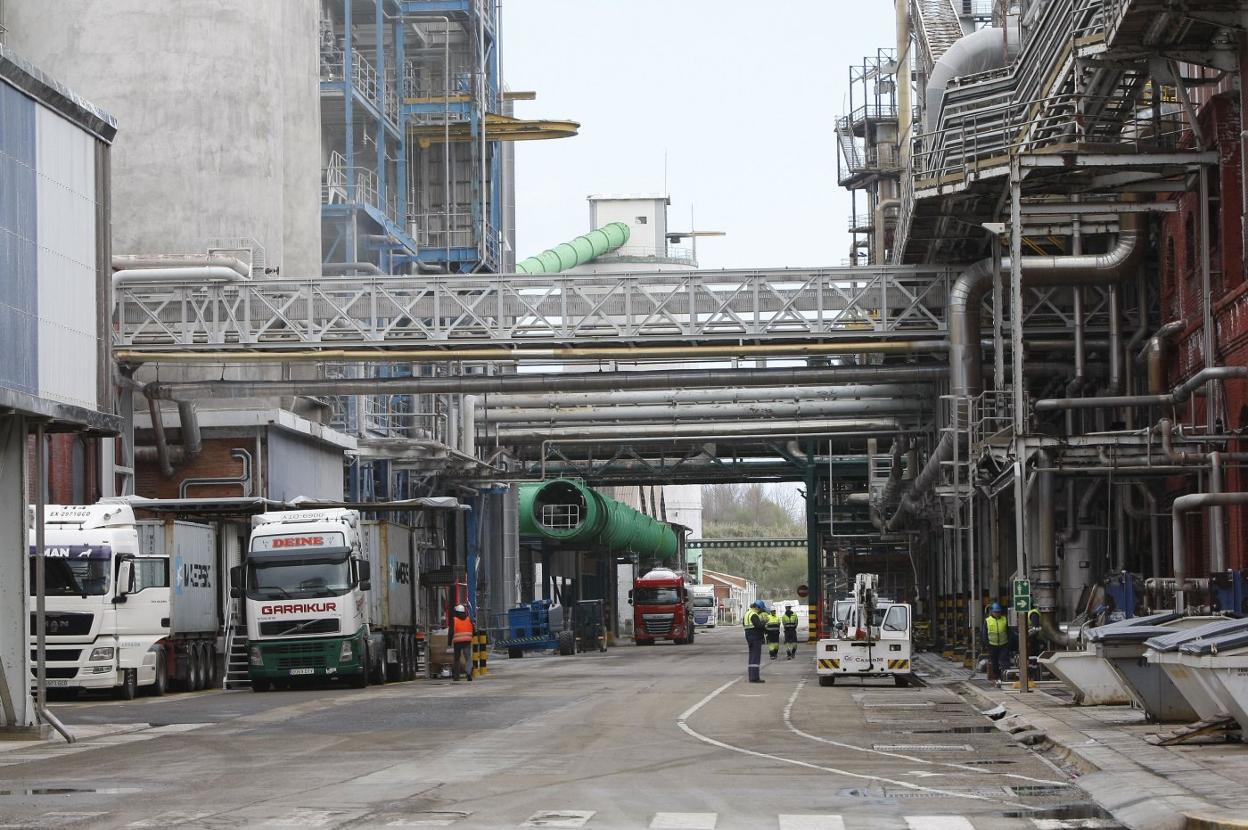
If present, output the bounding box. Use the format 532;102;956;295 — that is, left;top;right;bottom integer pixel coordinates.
1;0;321;274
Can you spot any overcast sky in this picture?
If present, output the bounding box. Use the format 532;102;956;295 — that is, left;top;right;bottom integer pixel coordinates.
502;2;897;270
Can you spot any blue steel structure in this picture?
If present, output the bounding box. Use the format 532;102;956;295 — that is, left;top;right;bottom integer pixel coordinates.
320;0;502;275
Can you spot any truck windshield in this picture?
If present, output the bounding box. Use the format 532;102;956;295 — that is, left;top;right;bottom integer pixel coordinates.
247;556;351;599
27;547;111;597
692;596;715;608
634;587;680;605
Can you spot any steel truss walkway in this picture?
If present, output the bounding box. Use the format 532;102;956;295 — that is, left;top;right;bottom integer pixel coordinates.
114;266;960;353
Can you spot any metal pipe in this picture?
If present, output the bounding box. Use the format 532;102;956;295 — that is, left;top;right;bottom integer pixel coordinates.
889;214;1144;528
111;254;250;278
480;397;924;424
176;401;202;459
925;26;1017;127
116;338;952;365
478;383;930;409
1172;492;1248;610
1108;284;1123;395
1139;320;1185;394
321;261;384;276
1033;449;1072;646
146;394;174;478
1139;483;1162;579
144;365;948;401
1035;365;1248;412
872;198;900;265
499;417;901;444
113;266;245;285
1210;451;1227;572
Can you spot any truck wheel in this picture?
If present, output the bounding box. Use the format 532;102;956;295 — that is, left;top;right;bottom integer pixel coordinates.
507;648;523;659
116;668;138;700
818;675;836;687
557;630;575;656
194;643;209;690
894;674;910;687
188;645;203;692
148;649;167;697
371;648;388;685
599;638;607;653
251;678;270;693
205;645;219;689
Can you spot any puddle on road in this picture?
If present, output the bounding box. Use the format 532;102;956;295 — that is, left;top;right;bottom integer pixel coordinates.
0;787;141;796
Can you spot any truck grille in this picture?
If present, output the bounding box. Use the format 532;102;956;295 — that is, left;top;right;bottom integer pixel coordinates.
259;618;340;636
32;613;93;636
30;649;81;662
30;667;78;679
262;640;330;670
642;613;674;635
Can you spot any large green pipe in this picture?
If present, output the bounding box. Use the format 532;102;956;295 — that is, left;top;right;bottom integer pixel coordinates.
518;478;678;559
515;222;630;275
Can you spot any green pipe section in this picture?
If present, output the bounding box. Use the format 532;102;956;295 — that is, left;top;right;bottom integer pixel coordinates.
518;478;678;559
515;222;630;275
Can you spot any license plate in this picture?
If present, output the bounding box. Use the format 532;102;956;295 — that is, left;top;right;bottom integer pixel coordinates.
288;668;315;676
45;679;69;687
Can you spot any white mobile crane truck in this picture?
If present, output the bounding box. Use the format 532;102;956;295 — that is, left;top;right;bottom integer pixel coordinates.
29;503;219;699
815;573;916;687
233;508;421;691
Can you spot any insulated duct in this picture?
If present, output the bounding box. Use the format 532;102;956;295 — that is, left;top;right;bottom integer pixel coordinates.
518;479;678;559
887;214;1144;531
494;418;902;444
480;397;923;424
515;222;630;275
925;26;1019;130
145;365;949;401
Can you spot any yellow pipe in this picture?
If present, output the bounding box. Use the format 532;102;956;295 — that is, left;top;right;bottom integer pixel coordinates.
114;339;949;364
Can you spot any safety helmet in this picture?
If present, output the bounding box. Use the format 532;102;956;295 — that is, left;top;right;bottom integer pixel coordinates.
990;602;1003;613
753;599;767;609
453;604;466;614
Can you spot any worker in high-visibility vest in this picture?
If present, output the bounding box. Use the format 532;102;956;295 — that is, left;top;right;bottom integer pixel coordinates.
743;600;767;683
782;605;800;659
984;603;1009;686
764;606;782;660
450;604;475;682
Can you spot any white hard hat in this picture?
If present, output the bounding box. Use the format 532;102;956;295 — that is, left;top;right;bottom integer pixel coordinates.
453;604;466;613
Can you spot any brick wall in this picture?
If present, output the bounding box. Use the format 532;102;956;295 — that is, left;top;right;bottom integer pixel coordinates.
1158;90;1248;572
135;438;259;500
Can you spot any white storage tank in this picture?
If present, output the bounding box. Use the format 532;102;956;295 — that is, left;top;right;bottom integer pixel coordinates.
1;0;322;275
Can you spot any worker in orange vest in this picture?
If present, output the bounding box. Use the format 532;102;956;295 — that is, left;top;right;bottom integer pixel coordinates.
450;604;475;682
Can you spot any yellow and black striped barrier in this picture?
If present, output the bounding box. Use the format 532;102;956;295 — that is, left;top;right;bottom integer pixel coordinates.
471;632;489;679
887;658;910;670
817;658;840;670
807;603;819;642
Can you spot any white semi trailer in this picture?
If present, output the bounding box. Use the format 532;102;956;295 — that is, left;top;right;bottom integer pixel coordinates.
29;504;220;699
234;509;421;691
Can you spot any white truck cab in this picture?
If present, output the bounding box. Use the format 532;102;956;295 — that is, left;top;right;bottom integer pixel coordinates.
29;503;218;698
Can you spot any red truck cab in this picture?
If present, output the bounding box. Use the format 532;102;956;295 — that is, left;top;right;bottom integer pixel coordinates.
629;568;695;645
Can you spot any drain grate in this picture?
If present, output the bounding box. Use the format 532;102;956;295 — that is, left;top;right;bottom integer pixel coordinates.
862;702;935;708
1006;784;1073;798
873;743;973;752
883;787;1009;799
962;758;1019;765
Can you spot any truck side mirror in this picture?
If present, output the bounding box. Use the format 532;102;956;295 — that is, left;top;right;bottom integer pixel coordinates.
357;559;371;591
229;565;243;599
114;560;133;604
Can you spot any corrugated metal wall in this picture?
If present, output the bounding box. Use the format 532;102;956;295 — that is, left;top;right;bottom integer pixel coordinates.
35;105;97;410
0;81;38;398
265;428;346;501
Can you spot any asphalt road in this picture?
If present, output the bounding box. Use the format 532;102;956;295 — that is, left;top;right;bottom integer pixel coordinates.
0;628;1119;829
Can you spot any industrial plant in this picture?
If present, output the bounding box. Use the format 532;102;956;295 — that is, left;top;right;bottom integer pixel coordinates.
3;1;1248;828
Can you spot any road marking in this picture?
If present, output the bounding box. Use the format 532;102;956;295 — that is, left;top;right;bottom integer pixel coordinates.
384;811;471;826
522;811;596;828
262;810;351;826
778;816;847;830
782;680;1066;786
904;818;976;830
677;679;1028;808
650;813;717;829
1032;821;1120;829
0;813;107;828
128;812;213;827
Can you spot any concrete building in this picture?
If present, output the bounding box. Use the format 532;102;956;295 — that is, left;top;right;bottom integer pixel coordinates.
0;43;118;735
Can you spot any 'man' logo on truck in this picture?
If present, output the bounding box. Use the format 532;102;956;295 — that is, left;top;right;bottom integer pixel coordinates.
260;602;338;615
272;536;324;548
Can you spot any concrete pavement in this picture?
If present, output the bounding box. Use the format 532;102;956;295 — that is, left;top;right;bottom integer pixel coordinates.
0;628;1119;829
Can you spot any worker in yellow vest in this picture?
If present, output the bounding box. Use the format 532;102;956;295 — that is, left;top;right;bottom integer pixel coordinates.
984;603;1009;686
782;605;800;659
743;600;767;683
764;607;782;660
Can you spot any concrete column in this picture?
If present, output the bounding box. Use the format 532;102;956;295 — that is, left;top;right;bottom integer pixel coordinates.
0;415;34;732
